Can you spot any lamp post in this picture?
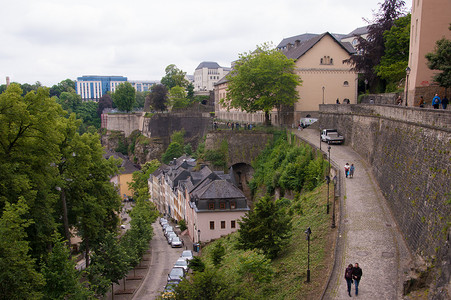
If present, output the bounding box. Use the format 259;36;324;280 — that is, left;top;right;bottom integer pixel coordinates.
326;146;331;214
305;227;312;283
405;67;411;107
332;175;337;228
364;79;368;93
322;86;325;104
197;229;201;252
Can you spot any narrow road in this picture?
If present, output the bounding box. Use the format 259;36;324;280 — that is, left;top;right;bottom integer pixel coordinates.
293;128;412;300
132;222;186;300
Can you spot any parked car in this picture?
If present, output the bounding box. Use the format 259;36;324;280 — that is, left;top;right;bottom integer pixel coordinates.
164;226;173;235
321;129;344;145
160;217;168;225
180;250;193;262
165;229;175;238
174;258;189;272
161;281;178;299
167;267;185;282
162;223;171;231
171;237;183;248
167;232;177;244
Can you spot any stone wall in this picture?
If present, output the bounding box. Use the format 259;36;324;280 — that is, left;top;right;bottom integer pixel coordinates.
102;113;144;137
319;104;451;294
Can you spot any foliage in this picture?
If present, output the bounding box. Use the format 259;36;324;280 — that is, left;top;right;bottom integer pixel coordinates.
173;268;231;300
223;43;301;125
188;256;206;273
171;130;185;145
113;82;136;112
184;144;193;156
375;14;411;92
162;142;184;164
56;91;101;132
186;82;195;100
236;250;274;285
146;84;168;112
203;139;228;170
179;219;187;232
237;195;292;259
0;199;45;299
344;0;407;92
135;91;148;109
49;79;76;98
160;64;189;89
129;159;161;202
168;86;188;109
41;233;93;299
425;30;451;88
97;93;113;117
211;242;226;267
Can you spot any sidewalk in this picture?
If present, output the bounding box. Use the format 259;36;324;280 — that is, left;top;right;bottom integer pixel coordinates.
293;129;412;299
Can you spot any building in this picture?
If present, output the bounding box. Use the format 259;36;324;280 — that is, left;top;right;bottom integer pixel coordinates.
75;75;127;101
407;0;451;106
104;150;139;200
129;80;158;93
215;32;357;125
193;62;231;92
148;155;249;243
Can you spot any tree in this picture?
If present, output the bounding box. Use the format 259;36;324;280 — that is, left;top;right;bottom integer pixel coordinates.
41;233;93;299
113;82;136;112
186;82;195;101
168;86;188;109
161;64;189;89
97;93;113;117
145;84;168;112
129;160;160;202
344;0;406;92
375;14;411;92
0;199;45;299
237;195;292;259
56;91;82;114
161;142;184;164
211;242;226;267
425;27;451;89
223;43;301;126
134;91;148;109
50;79;76;98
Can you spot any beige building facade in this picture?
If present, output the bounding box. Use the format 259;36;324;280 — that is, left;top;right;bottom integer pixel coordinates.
407;0;451;106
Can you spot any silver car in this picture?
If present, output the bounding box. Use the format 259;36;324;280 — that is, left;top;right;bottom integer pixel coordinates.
171;236;183;248
174;258;189;272
167;267;185;282
180;250;193;261
167;232;177;244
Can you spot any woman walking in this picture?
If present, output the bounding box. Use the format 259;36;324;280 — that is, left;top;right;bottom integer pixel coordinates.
345;264;354;297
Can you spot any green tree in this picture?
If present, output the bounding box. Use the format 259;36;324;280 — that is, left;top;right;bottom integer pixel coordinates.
129;160;161;202
211;242;226;267
188;256;205;272
425;27;451;88
113;82;136;112
56;91;82;113
236;250;274;285
145;84;168;112
161;64;189;89
174;268;228;300
135;91;148;109
97;93;113;117
375;14;411;92
168;86;188;109
186;82;195;100
41;233;93;299
170;130;185;145
223;43;301;126
237;195;292;259
0;199;45;299
50;79;76;98
161;142;184;164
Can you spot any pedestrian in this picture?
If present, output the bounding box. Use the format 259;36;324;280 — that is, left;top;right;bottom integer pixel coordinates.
345;264;354;297
432;94;441;109
349;164;355;178
442;96;448;109
336;98;340;104
352;263;363;296
419;96;425;108
396;96;402;106
298;123;301;131
344;163;350;178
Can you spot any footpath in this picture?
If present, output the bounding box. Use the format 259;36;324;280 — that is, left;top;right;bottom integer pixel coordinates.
293;128;412;299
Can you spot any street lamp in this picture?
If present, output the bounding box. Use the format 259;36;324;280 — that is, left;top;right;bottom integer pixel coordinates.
405;67;411;107
322;86;325;104
305;227;312;283
332;175;337;228
326;146;331;214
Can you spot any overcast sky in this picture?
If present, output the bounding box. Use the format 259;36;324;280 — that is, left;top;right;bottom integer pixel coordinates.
0;0;411;87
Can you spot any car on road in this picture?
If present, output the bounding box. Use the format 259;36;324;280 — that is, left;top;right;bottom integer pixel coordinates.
167;267;185;282
167;232;177;244
180;250;193;261
321;129;344;145
160;217;168;225
161;281;178;299
174;258;189;272
162;223;171;231
165;229;175;238
171;237;183;248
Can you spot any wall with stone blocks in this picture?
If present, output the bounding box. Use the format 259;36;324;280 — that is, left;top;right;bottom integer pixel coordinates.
319;104;450;262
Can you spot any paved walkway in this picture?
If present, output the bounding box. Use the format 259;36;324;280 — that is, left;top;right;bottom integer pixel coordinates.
293;129;412;300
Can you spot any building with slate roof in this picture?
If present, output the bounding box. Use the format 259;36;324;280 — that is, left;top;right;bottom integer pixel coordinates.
148;155;249;243
194;61;231;92
104;150;140;200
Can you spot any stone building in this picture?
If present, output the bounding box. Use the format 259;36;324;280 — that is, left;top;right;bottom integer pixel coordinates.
194;61;231;92
148;155;249;243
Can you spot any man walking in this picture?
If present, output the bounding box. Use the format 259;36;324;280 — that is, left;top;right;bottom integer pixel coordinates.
352;263;363;296
432;94;441;109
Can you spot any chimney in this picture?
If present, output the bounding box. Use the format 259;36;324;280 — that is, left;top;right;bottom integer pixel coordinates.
6;76;10;87
295;40;301;47
287;43;293;50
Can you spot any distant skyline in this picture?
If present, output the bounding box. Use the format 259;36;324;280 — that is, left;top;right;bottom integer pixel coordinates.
1;0;411;87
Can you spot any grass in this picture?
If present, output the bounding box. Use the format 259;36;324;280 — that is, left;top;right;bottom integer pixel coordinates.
201;183;335;299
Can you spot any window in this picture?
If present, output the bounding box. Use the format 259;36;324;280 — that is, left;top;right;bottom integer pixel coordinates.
343;81;349;87
210;221;215;230
231;220;236;228
220;202;226;209
320;58;323;64
209;202;215;210
221;221;226;229
230;202;236;209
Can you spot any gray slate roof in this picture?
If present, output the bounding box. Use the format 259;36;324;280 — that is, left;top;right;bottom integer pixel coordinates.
196;61;221;70
191;179;245;200
104;150;139;174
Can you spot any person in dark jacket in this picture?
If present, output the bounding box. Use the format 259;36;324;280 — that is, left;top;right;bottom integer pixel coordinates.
345;264;354;297
352;263;363;296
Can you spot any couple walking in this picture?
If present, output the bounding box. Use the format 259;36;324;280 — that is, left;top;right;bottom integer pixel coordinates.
344;163;355;178
345;263;363;297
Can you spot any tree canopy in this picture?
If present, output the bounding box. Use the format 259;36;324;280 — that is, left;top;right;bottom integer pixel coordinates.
425;26;451;88
223;44;301;125
112;82;136;112
345;0;406;92
160;64;189;89
145;84;168;112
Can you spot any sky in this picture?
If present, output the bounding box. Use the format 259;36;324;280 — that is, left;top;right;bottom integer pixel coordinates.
0;0;411;87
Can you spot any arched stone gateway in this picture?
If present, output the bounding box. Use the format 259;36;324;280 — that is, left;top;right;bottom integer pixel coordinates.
229;163;254;205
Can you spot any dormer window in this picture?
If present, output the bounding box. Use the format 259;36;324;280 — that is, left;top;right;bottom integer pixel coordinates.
230;202;236;209
220;202;226;209
209;202;215;210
